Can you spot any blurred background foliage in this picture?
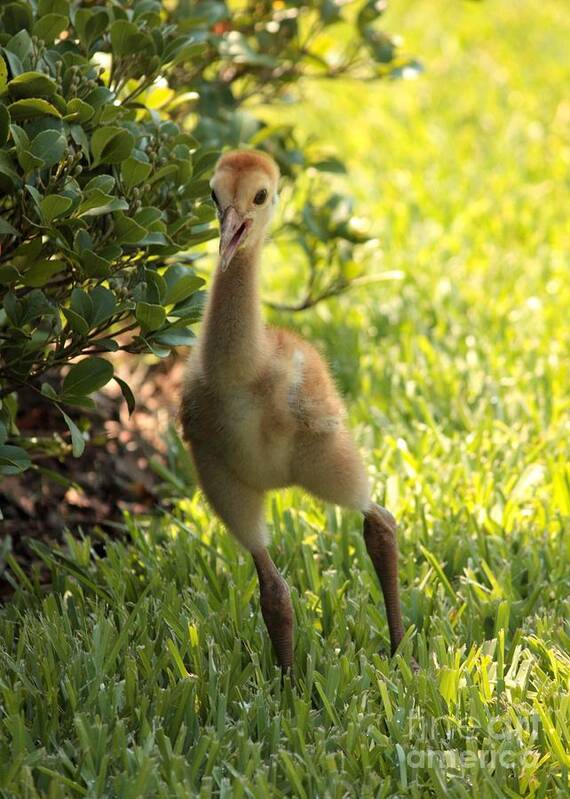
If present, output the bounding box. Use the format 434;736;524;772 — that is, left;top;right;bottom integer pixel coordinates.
0;0;418;478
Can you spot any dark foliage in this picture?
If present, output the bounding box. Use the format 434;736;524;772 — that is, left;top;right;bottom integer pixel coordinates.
0;0;416;477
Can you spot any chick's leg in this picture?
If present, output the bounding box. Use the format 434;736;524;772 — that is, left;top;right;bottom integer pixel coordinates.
191;443;268;551
191;443;293;670
293;430;406;658
363;503;405;655
251;548;294;672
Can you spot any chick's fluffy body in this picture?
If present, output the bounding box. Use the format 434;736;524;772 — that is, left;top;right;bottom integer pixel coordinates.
180;151;369;549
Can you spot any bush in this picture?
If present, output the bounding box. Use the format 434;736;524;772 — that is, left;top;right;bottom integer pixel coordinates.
0;0;417;477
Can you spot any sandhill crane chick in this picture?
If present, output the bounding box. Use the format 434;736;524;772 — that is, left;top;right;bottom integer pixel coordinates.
180;150;407;672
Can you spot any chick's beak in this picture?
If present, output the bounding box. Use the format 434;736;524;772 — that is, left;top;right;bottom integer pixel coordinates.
219;206;250;272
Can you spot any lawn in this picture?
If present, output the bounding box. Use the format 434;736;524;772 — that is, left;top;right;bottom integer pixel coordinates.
1;0;569;796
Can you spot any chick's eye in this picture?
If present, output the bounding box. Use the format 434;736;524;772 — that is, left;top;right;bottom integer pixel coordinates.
254;189;268;206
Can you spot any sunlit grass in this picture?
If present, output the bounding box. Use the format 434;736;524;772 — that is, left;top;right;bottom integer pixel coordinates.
1;0;569;795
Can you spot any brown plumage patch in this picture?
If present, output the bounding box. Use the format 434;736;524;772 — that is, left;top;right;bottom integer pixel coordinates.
216;150;279;181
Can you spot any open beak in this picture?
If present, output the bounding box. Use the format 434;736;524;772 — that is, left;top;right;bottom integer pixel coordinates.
219;206;250;272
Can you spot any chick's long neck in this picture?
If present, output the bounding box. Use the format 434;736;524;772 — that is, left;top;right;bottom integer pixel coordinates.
201;242;266;382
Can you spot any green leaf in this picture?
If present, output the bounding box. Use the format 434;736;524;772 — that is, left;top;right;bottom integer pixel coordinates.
189;204;215;224
0;104;10;147
25;184;42;207
135;301;166;332
89;286;116;325
8;98;61;121
121;156;152;190
82;198;129;217
81;249;112;278
110;19;151;56
2;55;22;85
40;194;73;223
170;292;204;322
5;29;32;63
60;410;85;457
313;157;347;174
147;164;178;188
22;259;65;287
33;13;68;43
0;151;20;188
84;85;113;110
17;147;44;173
163;35;203;63
75;189;113;216
3;290;23;326
0;266;20;284
76;189;128;217
64;98;94;123
91;126;134;165
192;149;220;179
321;0;342;25
91;338;118;352
38;0;69;15
0;444;31;475
357;0;386;29
7;71;58;99
70;287;93;322
12;237;42;262
152;327;196;347
41;382;58;399
364;29;396;64
184;228;218;246
218;31;277;68
62;307;89;336
29;129;66;168
169;41;207;68
99;244;122;261
110;19;135;54
114;214;147;245
114;376;135;416
11;122;29;151
59;394;96;410
140;232;170;247
143;268;166;303
73;229;93;255
62;357;113;396
137;336;170;358
68;122;89;160
182;178;210;199
2;3;33;36
134;206;164;230
133;0;162;23
0;216;18;236
22;289;56;323
0;56;8;93
76;10;109;50
85;174;115;194
163;264;204;306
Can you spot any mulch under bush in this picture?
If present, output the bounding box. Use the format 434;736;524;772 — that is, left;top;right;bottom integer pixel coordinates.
0;355;187;599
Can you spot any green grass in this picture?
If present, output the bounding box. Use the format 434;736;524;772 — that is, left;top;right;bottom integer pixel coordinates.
2;0;570;796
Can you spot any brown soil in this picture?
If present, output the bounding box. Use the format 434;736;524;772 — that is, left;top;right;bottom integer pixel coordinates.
0;355;190;599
